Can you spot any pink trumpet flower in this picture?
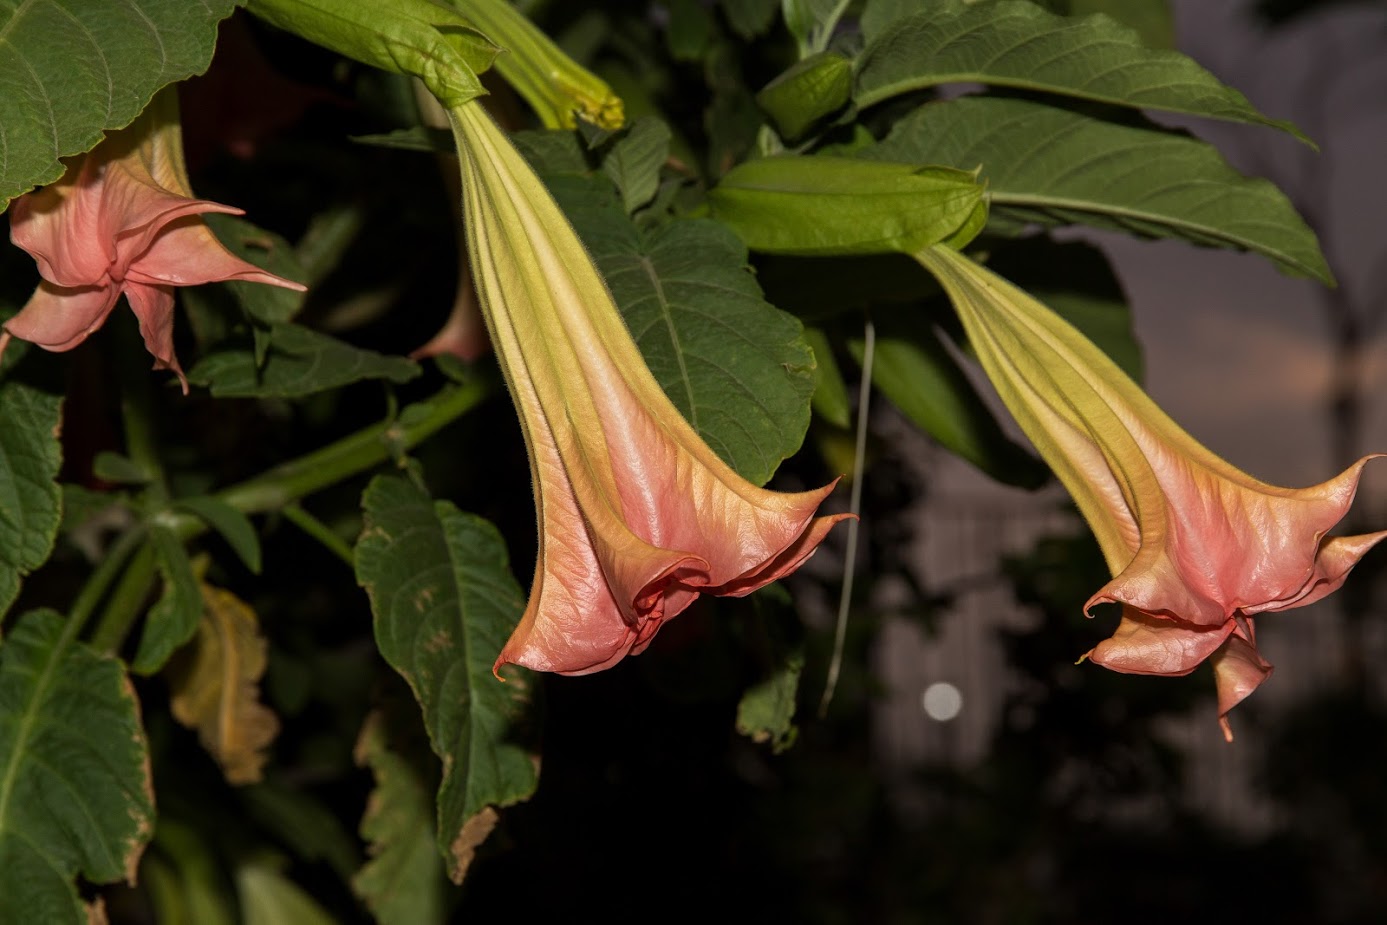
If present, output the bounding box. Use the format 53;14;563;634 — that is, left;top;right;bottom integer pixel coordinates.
448;100;850;675
917;244;1386;740
3;93;304;391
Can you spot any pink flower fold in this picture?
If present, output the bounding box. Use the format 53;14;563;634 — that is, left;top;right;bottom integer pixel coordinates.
4;93;304;391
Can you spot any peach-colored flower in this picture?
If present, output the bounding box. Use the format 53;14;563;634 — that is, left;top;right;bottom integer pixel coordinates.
449;100;849;675
916;244;1386;740
3;93;304;391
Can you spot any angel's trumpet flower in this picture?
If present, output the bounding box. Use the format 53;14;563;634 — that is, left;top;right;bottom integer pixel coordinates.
3;92;304;391
449;101;849;675
917;244;1385;740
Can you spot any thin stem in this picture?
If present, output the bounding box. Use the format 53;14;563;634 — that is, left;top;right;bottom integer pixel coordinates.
819;317;873;717
84;376;493;653
62;526;146;647
282;503;355;567
214;376;491;520
88;543;157;655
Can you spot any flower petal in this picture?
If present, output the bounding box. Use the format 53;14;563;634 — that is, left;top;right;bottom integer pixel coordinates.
3;280;122;352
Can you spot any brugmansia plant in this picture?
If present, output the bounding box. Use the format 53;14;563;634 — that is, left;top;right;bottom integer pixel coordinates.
0;0;1376;920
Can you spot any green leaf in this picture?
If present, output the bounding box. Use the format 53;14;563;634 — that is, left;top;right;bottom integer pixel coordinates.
665;0;715;61
187;323;420;398
804;327;852;428
246;0;498;107
554;181;818;485
864;96;1332;282
133;525;203;675
853;0;1309;142
235;858;337;925
784;0;851;55
513;129;590;175
355;475;538;884
0;610;154;924
203;214;308;325
241;784;361;884
92;452;151;486
0;383;62;621
601;117;672;214
141;820;238;925
352;711;445;925
174;497;264;575
707;157;984;256
756;51;854;142
720;0;780;38
0;0;238;207
860;0;924;44
850;313;1049;488
1053;0;1175;49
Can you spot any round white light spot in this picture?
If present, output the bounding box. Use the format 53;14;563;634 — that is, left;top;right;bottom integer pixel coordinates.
922;682;963;722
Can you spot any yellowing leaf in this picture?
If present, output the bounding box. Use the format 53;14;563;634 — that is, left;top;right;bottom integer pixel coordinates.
168;585;280;785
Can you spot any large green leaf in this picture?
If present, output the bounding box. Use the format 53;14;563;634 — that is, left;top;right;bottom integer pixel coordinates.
853;0;1307;142
0;382;62;621
550;177;817;486
755;51;854;141
0;609;154;923
355;475;538;884
707;156;985;256
353;711;445;925
187;323;420;398
864;96;1331;282
0;0;238;207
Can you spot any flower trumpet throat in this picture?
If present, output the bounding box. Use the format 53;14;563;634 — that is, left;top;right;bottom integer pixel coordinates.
916;244;1386;740
3;92;304;392
449;101;848;676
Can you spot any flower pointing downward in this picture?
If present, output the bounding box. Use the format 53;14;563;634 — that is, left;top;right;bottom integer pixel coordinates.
448;101;849;675
3;92;304;391
916;244;1386;740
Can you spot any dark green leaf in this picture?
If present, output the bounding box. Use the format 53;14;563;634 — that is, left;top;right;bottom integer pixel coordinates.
553;180;818;485
245;0;498;107
0;0;238;207
601;117;672;214
92;451;151;486
352;712;445;924
850;314;1049;488
513;129;590;175
707;157;984;256
756;51;854;141
804;327;852;428
860;0;924;43
1060;0;1174;48
202;214;308;325
355;475;538;884
784;0;850;53
175;496;263;575
864;96;1332;282
666;0;716;60
241;783;361;884
853;0;1308;142
133;526;203;674
0;383;62;621
187;323;420;398
0;610;154;924
720;0;780;38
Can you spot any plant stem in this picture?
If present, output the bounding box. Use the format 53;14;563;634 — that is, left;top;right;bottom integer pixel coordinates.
282;503;356;567
84;375;493;655
212;376;491;520
63;527;146;648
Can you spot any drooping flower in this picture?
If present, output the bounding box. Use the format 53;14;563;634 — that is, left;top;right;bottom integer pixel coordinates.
448;100;849;675
916;244;1386;740
3;92;305;391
